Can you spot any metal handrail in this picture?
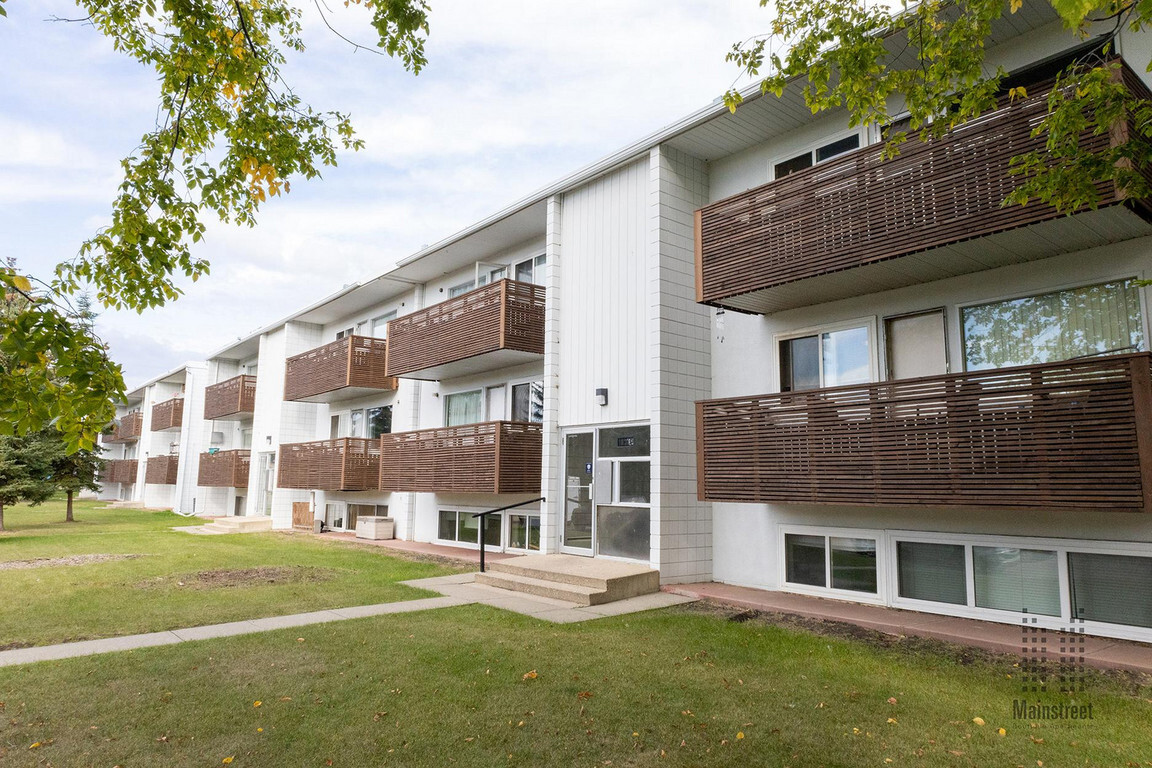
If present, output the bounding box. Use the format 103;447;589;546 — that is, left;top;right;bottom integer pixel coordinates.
471;497;545;572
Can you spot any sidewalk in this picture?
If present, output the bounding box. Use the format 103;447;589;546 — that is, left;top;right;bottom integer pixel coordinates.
668;582;1152;675
304;531;518;566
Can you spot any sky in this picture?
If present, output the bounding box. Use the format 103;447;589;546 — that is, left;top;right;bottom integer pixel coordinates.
0;1;767;389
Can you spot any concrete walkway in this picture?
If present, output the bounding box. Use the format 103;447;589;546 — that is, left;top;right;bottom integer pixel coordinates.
0;575;693;669
669;582;1152;675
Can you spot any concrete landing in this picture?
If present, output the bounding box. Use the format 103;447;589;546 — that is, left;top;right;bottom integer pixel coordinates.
180;516;273;535
475;554;660;606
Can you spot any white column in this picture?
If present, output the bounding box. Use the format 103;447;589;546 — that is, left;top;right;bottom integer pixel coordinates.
540;194;564;553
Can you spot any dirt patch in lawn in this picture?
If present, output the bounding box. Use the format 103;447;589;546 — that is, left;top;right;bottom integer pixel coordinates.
135;566;338;590
0;554;142;571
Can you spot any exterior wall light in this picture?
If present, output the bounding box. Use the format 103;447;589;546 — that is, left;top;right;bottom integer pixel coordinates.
595;388;608;407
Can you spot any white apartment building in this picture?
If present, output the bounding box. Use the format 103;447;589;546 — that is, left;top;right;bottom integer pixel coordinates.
105;2;1152;641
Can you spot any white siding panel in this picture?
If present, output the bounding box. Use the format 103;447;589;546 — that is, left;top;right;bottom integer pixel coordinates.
558;160;649;427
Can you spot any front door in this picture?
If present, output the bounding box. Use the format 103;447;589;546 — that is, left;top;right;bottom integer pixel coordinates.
561;431;594;554
258;452;276;517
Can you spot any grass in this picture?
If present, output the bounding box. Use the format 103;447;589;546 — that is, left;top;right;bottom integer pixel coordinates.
0;603;1149;766
0;498;459;648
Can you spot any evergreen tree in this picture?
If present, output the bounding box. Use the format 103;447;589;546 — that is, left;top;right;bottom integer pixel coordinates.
0;431;58;533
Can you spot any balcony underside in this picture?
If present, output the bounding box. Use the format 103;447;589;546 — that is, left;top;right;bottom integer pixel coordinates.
713;203;1152;315
289;385;394;404
399;348;544;382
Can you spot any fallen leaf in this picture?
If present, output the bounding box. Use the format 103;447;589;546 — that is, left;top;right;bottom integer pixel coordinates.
257;728;264;733
222;758;234;765
736;732;745;740
887;697;898;705
887;718;898;725
577;691;593;700
29;743;41;750
522;670;538;680
972;717;986;726
998;727;1006;736
253;701;262;708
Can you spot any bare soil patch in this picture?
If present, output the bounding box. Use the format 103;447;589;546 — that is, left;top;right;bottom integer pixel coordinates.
0;554;141;571
135;566;337;590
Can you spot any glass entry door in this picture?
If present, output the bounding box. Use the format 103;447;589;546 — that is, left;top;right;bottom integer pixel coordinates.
562;432;594;553
258;452;276;517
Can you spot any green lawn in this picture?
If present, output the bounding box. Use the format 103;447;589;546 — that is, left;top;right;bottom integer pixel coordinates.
0;603;1149;767
0;498;459;647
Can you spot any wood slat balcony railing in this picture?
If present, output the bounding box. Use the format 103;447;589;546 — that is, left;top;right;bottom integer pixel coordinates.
151;396;184;432
385;280;546;380
145;455;180;485
197;449;251;488
696;353;1152;512
204;375;257;420
378;420;543;494
277;438;380;491
284;336;396;403
104;411;143;443
103;459;139;484
696;60;1152;314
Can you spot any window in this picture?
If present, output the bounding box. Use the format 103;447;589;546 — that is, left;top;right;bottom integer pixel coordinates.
897;541;966;605
593;425;650;560
448;281;475;298
371;311;396;339
973;547;1060;616
240;429;253;449
1069;552;1152;629
962;279;1145;371
477;266;506;287
445;390;483;426
784;533;878;593
438;510;499;547
509;514;541;551
349;410;364;438
367;406;392;439
511;381;544;423
773;134;861;179
329;415;341;440
335;326;354;340
514;254;547;286
780;325;871;392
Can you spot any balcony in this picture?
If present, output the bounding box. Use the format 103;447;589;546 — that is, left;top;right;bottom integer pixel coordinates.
103;459;138;484
379;421;543;494
104;412;143;444
696;353;1152;512
197;449;251;488
204;375;257;420
277;438;380;492
145;455;179;485
696;62;1152;314
284;336;395;403
385;280;546;380
151;396;184;432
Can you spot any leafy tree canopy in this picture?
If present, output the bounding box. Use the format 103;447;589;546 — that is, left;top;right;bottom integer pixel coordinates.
0;0;430;450
725;0;1152;214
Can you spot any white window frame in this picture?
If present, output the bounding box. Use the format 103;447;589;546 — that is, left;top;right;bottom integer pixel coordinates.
370;310;397;339
778;524;887;605
443;388;484;426
954;272;1151;372
435;507;507;551
773;316;879;393
768;128;866;182
443;377;544;425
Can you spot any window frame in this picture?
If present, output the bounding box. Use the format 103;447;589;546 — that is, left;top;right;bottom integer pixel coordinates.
768;128;866;182
773;317;878;393
370;310;397;339
778;525;886;605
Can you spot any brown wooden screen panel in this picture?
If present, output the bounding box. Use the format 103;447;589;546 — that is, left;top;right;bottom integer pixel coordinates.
696;60;1152;310
197;449;251;487
379;421;543;494
696;353;1152;512
385;280;546;378
145;455;179;485
276;438;380;491
104;459;139;484
105;411;143;443
292;502;313;529
151;397;184;431
204;375;258;420
284;336;395;401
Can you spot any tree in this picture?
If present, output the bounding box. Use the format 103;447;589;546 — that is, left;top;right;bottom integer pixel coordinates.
0;0;432;450
0;431;58;533
51;443;106;523
726;0;1152;214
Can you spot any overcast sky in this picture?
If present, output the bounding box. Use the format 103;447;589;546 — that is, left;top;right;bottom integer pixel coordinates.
0;1;765;389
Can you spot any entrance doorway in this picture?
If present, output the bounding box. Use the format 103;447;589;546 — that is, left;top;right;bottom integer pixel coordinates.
258;452;276;517
560;425;651;561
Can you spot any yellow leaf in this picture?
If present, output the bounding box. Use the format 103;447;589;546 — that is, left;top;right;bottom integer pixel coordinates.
257;728;264;733
12;275;31;292
29;742;41;750
1010;0;1022;12
222;758;234;765
253;701;262;707
972;717;986;726
736;731;744;739
887;717;898;724
998;727;1006;736
522;670;538;680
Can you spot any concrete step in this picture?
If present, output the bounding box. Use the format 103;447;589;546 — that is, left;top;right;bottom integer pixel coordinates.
483;554;660;605
474;571;602;605
196;516;273;534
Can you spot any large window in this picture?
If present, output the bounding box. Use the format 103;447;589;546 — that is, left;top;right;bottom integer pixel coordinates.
367;406;392;439
370;311;396;339
445;391;483;426
896;541;967;605
779;325;871;392
438;510;500;547
784;533;878;594
514;254;547;286
595;425;650;560
511;381;544;423
1068;552;1152;629
974;547;1060;617
962;279;1145;370
773;134;861;179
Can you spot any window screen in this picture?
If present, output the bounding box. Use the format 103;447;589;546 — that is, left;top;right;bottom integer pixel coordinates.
1069;552;1152;628
445;391;483;426
897;541;967;605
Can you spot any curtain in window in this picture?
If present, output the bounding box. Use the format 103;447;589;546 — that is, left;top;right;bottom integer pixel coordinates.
446;391;483;426
1068;552;1152;628
973;547;1060;616
963;280;1144;370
